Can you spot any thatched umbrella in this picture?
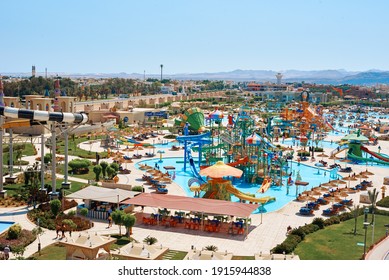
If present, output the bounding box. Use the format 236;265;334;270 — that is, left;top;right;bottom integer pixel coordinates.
199;161;243;179
361;169;374;176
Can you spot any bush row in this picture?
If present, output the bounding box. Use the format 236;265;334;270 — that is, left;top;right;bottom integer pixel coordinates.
271;211;356;254
0;229;36;252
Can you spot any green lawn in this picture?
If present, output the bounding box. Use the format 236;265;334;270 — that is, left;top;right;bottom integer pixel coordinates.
2;143;36;167
57;164;96;181
31;235;137;260
31;243;66;260
56;136;107;159
294;214;389;260
4;180;86;197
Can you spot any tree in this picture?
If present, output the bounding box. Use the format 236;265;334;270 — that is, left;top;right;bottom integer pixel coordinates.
50;199;62;217
16;149;23;169
111;210;125;236
368;188;379;224
43;153;52;164
106;166;116;180
93;165;102;181
110;162;120;172
100;161;108;178
122;214;136;237
348;205;360;235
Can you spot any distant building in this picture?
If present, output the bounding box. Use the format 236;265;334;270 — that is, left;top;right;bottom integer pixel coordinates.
32;65;36;77
275;73;283;85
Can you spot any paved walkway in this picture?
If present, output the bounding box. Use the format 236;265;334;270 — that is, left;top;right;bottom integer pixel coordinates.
1;129;389;259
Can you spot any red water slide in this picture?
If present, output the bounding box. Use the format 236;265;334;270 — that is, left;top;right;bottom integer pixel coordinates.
227;156;249;167
361;146;389;162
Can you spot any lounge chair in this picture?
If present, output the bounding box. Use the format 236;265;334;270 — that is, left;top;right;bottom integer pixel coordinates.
322;207;338;216
299;207;313;215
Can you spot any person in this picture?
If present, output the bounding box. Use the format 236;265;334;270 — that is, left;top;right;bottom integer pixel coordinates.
287;226;292;234
61;224;66;239
56;224;61;239
3;245;10;260
108;215;113;228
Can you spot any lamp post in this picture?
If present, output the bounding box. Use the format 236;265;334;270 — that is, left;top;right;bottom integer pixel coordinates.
363;207;369;259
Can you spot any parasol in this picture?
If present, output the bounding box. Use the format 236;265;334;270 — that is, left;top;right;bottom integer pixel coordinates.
199;161;243;179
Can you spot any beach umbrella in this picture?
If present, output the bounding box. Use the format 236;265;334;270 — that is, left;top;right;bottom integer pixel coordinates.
317;153;329;157
342;175;357;181
330;179;347;185
199;161;243;179
313;186;328;192
157;150;165;162
321;182;337;187
361;170;374;176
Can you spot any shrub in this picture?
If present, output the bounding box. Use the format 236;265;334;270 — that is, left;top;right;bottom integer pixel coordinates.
338;212;353;221
50;199;62;217
106;166;116;180
204;245;218;252
93;165;102;181
0;229;36;252
143;236;158;245
131;186;144;192
67;210;76;217
312;217;325;229
80;208;88;217
290;227;306;240
100;161;109;177
300;224;320;234
272;235;302;254
314;147;323;152
7;224;22;240
297;151;310;157
324;216;341;226
68;159;91;174
55;215;92;231
377;196;389;208
110;162;120;172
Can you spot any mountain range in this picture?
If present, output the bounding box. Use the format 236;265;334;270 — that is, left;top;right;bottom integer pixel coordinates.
3;69;389;85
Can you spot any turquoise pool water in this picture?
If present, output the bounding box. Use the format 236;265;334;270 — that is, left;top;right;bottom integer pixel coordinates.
152;141;179;149
281;139;339;149
0;221;15;234
136;157;336;213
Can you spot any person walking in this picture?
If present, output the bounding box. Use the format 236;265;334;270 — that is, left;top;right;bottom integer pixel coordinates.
3;245;10;260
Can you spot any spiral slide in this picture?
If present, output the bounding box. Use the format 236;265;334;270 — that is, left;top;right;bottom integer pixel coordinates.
0;106;88;124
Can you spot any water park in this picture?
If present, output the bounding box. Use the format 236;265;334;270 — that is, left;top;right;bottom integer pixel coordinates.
0;78;389;261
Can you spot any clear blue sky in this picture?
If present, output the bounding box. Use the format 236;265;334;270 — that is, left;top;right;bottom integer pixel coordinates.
2;0;389;74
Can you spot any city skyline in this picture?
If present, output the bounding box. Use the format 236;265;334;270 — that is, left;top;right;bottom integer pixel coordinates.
2;0;389;74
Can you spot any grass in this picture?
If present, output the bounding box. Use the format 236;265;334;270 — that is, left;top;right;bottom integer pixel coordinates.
2;143;36;167
31;243;66;260
56;136;107;159
4;180;86;197
294;214;389;260
57;164;96;181
109;234;136;250
232;255;255;260
162;250;188;260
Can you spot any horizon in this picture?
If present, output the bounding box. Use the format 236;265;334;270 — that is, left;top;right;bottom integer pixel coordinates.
2;0;389;74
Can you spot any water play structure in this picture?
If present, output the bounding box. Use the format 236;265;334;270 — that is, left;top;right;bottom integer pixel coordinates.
174;107;205;132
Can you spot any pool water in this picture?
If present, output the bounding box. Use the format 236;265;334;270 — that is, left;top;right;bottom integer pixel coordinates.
0;221;15;234
152;141;179;149
136;157;335;213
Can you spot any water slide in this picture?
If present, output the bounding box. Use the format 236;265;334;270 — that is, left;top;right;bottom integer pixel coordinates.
326;121;336;131
187;148;206;183
2;119;31;129
257;178;272;193
347;149;389;165
360;146;389;162
330;147;348;158
227;156;248;167
225;184;276;204
306;106;317;117
0;106;88;124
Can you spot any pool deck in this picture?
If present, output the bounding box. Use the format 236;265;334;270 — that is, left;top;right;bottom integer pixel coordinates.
0;131;388;259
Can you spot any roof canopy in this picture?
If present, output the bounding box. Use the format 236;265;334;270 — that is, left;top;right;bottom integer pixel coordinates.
122;193;258;217
66;186;139;204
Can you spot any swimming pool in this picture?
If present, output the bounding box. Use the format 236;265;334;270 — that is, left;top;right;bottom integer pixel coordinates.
152;141;179;149
136;157;336;213
0;221;15;234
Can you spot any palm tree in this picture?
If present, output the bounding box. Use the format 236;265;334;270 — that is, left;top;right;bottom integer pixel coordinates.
368;188;379;224
347;204;360;235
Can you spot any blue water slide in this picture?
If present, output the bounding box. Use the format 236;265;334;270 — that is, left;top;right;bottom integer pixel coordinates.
187;146;206;183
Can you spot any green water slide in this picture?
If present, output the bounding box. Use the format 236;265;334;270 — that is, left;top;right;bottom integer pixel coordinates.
347;149;389;166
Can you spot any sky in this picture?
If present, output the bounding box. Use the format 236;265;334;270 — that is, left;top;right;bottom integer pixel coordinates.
2;0;389;74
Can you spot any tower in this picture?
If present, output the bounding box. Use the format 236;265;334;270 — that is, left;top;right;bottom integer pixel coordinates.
53;78;61;112
32;65;36;77
160;64;163;81
276;72;283;85
0;76;4;106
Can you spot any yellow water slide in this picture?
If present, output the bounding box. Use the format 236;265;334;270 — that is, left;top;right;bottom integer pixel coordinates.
257;178;272;193
225;184;275;204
